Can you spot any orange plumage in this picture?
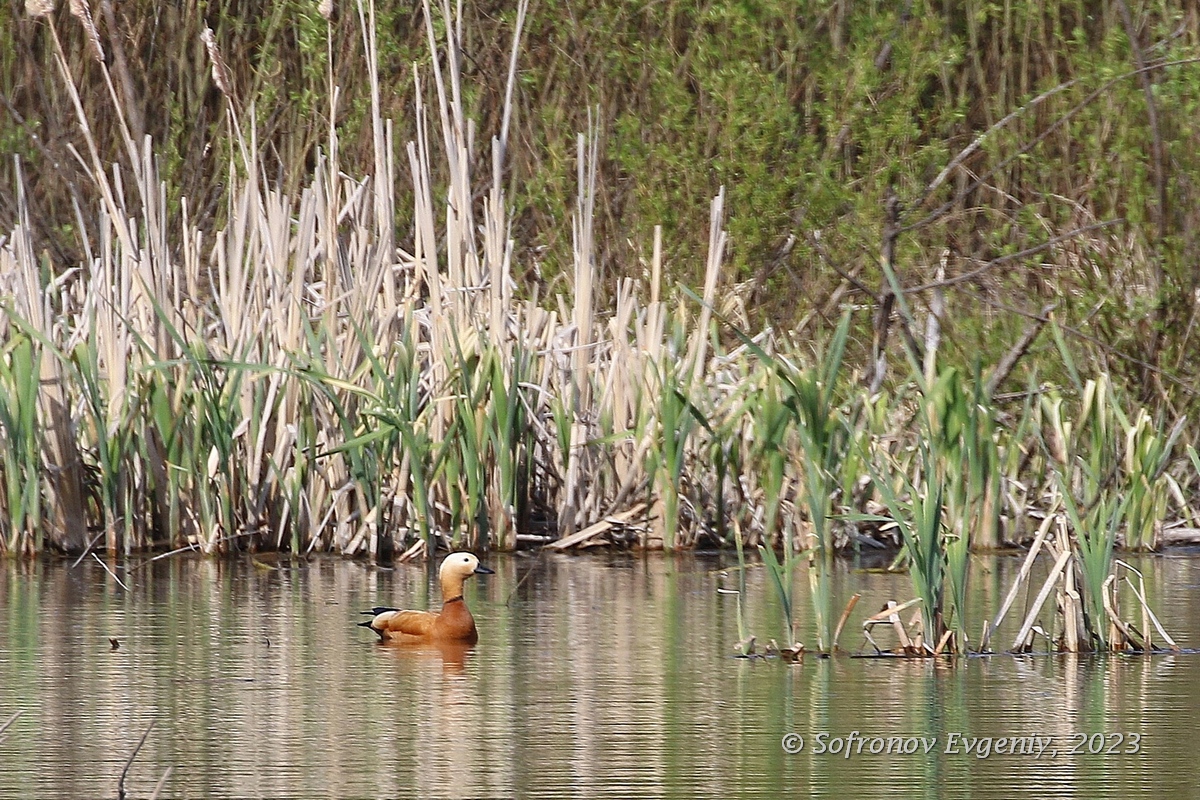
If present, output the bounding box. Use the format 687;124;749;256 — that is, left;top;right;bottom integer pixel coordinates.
359;552;493;643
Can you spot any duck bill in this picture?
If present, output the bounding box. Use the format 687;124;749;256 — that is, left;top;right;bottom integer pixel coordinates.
473;564;495;575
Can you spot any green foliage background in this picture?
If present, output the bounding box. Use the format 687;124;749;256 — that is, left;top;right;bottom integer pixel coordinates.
3;0;1200;402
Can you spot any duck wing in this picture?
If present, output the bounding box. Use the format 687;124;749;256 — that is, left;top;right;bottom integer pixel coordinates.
365;609;439;638
361;606;401;616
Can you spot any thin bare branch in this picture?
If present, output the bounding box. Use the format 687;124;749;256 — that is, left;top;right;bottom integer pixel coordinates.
904;58;1200;233
117;720;156;800
985;303;1057;398
91;552;130;591
906;219;1123;294
0;710;23;740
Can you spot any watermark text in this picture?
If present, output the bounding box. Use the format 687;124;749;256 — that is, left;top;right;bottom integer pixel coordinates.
780;731;1141;759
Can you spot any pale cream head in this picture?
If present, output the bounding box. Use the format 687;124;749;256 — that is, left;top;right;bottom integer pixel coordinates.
438;551;493;601
440;551;483;580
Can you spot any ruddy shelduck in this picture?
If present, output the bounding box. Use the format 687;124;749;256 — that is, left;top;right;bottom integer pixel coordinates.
358;552;494;643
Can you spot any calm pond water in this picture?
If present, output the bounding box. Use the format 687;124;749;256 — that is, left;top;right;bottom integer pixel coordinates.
2;551;1200;799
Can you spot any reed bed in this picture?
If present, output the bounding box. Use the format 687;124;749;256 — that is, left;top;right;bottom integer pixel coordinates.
0;0;1196;664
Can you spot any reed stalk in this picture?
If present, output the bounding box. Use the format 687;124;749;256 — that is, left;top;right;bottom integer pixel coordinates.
866;443;948;653
0;332;42;553
1058;472;1126;650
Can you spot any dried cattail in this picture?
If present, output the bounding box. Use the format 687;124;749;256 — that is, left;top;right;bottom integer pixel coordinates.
201;27;234;100
24;0;53;18
318;0;333;21
68;0;105;64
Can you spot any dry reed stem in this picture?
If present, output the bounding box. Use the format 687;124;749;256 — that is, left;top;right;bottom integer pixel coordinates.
832;592;861;650
1011;546;1071;651
1061;553;1083;651
689;187;726;383
1116;561;1180;651
981;509;1056;650
1101;574;1142;650
861;598;920;653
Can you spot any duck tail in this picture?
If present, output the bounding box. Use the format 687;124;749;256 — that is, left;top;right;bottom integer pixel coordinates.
358;607;400;641
357;617;388;641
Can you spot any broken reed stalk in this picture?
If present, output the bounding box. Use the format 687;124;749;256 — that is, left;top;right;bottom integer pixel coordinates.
1011;546;1072;652
980;509;1057;651
861;597;921;654
1116;560;1180;652
831;593;861;651
1101;573;1143;650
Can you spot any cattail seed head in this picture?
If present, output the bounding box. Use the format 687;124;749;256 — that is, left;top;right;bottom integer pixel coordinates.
201;27;234;99
68;0;105;64
318;0;333;20
25;0;54;18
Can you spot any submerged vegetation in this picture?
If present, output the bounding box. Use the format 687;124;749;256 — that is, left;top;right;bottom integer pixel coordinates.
0;0;1198;665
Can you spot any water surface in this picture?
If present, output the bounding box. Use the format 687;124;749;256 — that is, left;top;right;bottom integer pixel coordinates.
2;551;1199;799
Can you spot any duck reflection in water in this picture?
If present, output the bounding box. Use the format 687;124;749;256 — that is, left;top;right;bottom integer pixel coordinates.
374;638;474;677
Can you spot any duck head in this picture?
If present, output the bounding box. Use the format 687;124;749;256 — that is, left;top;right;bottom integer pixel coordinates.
439;551;494;599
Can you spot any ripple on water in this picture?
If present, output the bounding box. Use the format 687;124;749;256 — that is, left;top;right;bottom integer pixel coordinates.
1;554;1199;799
